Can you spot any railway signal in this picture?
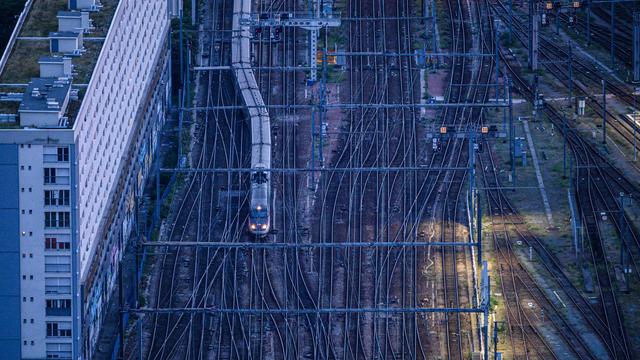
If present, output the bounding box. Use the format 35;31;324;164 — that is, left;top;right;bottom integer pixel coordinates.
241;11;341;82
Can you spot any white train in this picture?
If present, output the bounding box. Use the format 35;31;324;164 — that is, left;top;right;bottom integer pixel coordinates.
232;0;272;235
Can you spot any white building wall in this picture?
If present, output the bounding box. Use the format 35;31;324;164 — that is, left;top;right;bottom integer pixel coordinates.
72;0;169;281
17;144;75;359
19;144;47;358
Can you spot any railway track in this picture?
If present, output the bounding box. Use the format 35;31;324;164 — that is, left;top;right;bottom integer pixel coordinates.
492;0;640;172
559;5;633;68
135;0;255;357
478;127;602;360
125;0;639;359
485;3;638;357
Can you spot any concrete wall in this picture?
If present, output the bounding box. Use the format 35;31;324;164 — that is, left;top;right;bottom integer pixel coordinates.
15;144;74;359
68;0;95;11
18;144;46;358
69;0;170;356
58;15;89;33
20;111;62;128
40;59;73;78
73;0;169;281
0;144;21;359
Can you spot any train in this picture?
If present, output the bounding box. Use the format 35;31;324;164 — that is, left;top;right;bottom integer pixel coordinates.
232;0;272;236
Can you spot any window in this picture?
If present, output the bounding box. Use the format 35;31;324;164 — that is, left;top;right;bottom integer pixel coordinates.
45;256;71;273
57;147;69;162
44;168;56;184
44;212;70;228
46;322;71;337
46;343;72;358
45;277;71;294
44;168;69;185
45;236;70;251
46;299;71;316
45;190;70;206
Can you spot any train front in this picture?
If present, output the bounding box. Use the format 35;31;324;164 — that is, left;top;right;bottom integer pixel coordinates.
248;172;270;236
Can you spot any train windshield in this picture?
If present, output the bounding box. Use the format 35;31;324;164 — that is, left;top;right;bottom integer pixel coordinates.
252;171;268;184
251;205;268;219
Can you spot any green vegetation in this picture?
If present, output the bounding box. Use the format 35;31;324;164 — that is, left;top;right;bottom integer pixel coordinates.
91;0;119;37
20;0;66;37
0;101;19;114
434;0;451;50
0;40;48;83
73;41;101;84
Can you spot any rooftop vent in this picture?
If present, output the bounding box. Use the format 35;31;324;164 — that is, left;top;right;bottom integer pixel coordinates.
46;99;60;109
58;117;69;127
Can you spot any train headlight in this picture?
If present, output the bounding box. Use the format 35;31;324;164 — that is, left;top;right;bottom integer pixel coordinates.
261;224;268;230
257;205;262;211
250;224;257;230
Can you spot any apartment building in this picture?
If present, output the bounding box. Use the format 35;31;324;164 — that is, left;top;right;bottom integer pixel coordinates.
0;0;171;358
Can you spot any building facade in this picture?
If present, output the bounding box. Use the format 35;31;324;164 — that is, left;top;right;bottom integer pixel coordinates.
0;0;171;358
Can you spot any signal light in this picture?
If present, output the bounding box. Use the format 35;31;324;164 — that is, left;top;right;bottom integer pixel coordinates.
481;126;489;134
440;127;447;134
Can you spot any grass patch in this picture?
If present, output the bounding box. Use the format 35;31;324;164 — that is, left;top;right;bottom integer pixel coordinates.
73;41;101;83
0;101;20;114
20;0;67;37
90;0;119;37
0;40;48;83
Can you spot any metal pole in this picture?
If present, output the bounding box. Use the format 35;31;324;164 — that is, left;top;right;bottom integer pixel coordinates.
191;0;196;26
178;89;183;163
533;75;538;123
311;109;316;185
155;131;161;223
503;70;507;134
602;79;607;144
477;189;482;264
484;277;490;360
179;9;183;89
634;12;640;82
610;1;615;67
509;78;515;187
508;0;513;44
619;193;629;292
493;321;499;360
495;22;500;106
320;48;327;167
586;2;591;46
568;44;573;108
432;0;438;68
470;129;475;203
563;114;567;178
528;1;535;70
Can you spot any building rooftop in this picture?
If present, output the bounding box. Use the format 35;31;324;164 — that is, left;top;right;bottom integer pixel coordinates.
19;77;70;112
39;55;67;64
58;10;83;18
49;31;82;38
0;0;119;128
